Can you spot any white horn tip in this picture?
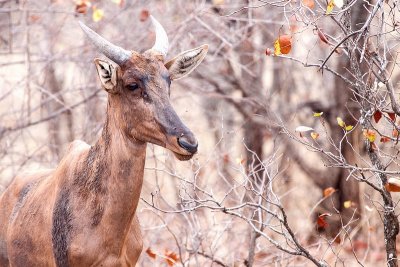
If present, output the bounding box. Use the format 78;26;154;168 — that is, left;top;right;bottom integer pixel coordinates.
150;15;169;57
78;21;87;30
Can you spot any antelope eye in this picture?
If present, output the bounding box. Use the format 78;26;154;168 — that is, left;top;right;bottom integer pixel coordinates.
127;83;139;91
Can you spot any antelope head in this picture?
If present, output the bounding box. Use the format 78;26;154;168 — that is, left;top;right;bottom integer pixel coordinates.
79;16;208;160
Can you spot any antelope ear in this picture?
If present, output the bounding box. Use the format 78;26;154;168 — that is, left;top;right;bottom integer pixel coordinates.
94;58;117;93
165;44;208;80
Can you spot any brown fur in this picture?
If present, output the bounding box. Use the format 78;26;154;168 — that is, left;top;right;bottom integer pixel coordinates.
0;50;200;266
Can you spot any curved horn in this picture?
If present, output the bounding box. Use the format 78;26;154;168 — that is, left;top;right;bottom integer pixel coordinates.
150;15;169;57
79;21;131;65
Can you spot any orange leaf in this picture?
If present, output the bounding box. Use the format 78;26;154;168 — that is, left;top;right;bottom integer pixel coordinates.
317;213;331;229
386;178;400;192
323;187;336;197
146;248;157;259
75;0;90;14
274;35;292;55
139;9;150;22
388;112;396;122
279;35;292;54
373;110;382;123
165;251;179;266
363;129;376;142
380;136;391;143
393;128;399;138
303;0;315;9
311;132;319;140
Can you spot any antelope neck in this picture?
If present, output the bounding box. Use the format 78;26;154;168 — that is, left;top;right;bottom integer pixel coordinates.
74;104;147;234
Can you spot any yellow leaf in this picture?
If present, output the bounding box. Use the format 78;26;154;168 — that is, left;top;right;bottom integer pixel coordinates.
92;8;104;22
345;125;353;131
337;117;345;127
313;112;323;117
274;39;281;56
326;0;334;14
363;129;376;142
311;132;319;140
343;200;352;209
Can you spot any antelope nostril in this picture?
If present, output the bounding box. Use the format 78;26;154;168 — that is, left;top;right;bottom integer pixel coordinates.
177;136;198;154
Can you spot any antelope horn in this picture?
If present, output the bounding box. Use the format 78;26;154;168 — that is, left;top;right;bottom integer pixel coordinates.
79;21;131;65
150;15;169;57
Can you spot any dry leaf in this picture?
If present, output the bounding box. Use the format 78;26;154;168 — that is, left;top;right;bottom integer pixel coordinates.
388;112;396;122
75;0;91;14
311;132;319;140
139;9;149;22
146;248;157;259
393;128;399;138
363;129;376;143
386;178;400;192
323;187;336;197
317;213;331;229
380;136;391;143
274;35;292;55
302;0;315;9
165;251;179;266
373;110;382;123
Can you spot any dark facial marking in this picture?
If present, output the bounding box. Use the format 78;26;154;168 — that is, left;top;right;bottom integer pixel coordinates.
52;187;72;267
